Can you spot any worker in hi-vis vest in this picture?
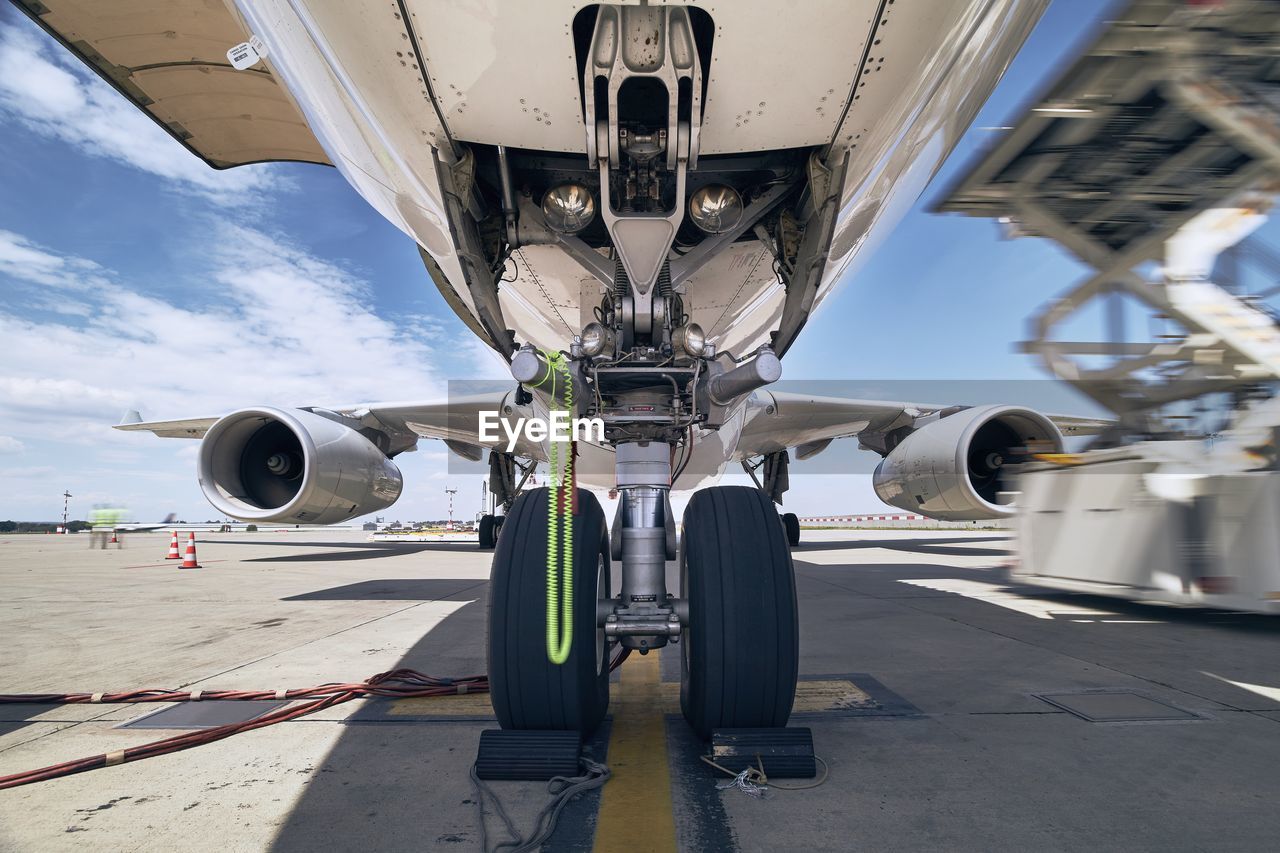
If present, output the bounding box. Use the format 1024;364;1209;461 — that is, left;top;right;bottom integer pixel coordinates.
89;505;125;549
88;505;110;549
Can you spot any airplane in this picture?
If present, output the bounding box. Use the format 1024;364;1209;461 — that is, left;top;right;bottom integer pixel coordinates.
16;0;1107;739
115;513;180;533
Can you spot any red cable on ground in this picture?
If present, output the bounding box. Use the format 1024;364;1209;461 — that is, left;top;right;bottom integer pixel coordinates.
0;649;632;790
0;669;487;790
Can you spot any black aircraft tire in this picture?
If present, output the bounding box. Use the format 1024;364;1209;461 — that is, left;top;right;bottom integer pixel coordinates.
478;514;497;550
680;486;799;739
782;512;801;547
488;488;610;734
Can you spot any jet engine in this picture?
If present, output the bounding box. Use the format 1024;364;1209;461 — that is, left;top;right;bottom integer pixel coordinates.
872;405;1063;521
198;407;402;525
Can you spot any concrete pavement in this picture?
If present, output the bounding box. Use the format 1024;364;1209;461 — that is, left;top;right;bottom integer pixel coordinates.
2;530;1280;851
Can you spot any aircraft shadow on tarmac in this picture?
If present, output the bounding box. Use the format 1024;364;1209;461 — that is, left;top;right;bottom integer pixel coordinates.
282;579;488;601
0;705;63;743
1007;588;1280;634
794;550;1280;634
793;536;1012;558
190;541;1280;850
260;583;604;853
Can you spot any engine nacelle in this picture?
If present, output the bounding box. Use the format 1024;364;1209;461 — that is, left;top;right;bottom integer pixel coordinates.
198;407;403;525
872;405;1063;521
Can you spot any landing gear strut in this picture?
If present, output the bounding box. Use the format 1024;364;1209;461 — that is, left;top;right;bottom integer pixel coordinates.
606;442;681;653
486;3;802;737
479;450;533;550
743;450;800;546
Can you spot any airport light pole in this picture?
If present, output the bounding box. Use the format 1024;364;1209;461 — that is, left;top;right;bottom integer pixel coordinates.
61;490;72;534
445;486;457;531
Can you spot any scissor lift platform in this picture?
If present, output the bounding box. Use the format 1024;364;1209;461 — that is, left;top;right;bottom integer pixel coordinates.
936;0;1280;611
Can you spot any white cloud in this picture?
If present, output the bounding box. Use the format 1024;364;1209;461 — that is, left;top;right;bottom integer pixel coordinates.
0;228;106;290
0;24;282;205
0;465;53;479
0;225;459;447
0;436;24;453
461;335;515;380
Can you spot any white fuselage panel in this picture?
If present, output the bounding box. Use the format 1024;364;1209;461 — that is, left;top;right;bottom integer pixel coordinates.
227;0;1044;482
232;0;1042;361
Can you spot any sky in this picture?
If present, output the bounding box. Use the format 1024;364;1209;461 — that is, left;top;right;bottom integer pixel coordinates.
0;0;1141;522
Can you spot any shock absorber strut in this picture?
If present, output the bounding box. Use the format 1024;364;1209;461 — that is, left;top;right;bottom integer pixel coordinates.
607;441;681;651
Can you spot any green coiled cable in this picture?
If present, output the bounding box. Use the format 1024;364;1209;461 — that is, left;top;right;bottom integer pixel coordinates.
542;350;574;665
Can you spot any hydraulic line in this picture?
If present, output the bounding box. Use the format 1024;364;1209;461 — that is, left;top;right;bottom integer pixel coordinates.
542;349;575;665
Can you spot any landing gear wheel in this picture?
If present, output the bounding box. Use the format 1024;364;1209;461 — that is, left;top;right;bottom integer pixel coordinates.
488;487;611;733
478;514;498;549
680;486;799;739
782;512;801;548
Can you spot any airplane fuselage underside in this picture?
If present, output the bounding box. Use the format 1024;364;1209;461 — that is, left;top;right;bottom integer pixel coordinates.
230;0;1041;361
213;0;1047;655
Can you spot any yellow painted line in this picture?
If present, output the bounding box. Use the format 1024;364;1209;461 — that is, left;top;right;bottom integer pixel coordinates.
594;649;678;853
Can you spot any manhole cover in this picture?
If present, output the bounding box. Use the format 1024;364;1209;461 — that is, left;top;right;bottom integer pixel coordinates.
1034;690;1202;723
119;700;289;730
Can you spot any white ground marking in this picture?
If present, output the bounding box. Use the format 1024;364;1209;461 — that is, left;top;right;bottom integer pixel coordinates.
1202;672;1280;705
898;578;1158;622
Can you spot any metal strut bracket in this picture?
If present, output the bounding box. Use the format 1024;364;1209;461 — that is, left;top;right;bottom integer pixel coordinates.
583;5;701;297
742;449;790;505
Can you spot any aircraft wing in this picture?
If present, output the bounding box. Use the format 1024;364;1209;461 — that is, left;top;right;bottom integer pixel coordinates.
113;391;541;458
734;391;1110;460
12;0;329;168
114;416;218;439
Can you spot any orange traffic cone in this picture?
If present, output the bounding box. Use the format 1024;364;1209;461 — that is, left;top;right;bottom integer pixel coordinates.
165;530;181;560
179;532;201;569
109;530;119;545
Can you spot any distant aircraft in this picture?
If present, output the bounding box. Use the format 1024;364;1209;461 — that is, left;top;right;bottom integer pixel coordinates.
21;0;1104;737
115;513;179;533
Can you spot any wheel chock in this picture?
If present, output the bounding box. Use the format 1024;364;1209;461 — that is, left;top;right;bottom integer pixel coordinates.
474;729;582;781
707;727;816;778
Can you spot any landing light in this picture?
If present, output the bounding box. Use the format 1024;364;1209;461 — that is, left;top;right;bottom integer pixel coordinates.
542;183;596;234
672;322;706;357
688;184;743;235
580;321;614;357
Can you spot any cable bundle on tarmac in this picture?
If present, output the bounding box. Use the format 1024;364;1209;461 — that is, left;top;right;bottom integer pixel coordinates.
0;651;631;791
0;669;488;790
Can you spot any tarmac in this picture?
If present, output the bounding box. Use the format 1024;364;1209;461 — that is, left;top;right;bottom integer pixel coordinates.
3;529;1280;851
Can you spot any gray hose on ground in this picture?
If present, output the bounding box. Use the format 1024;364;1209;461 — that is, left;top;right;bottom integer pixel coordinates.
471;758;611;853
